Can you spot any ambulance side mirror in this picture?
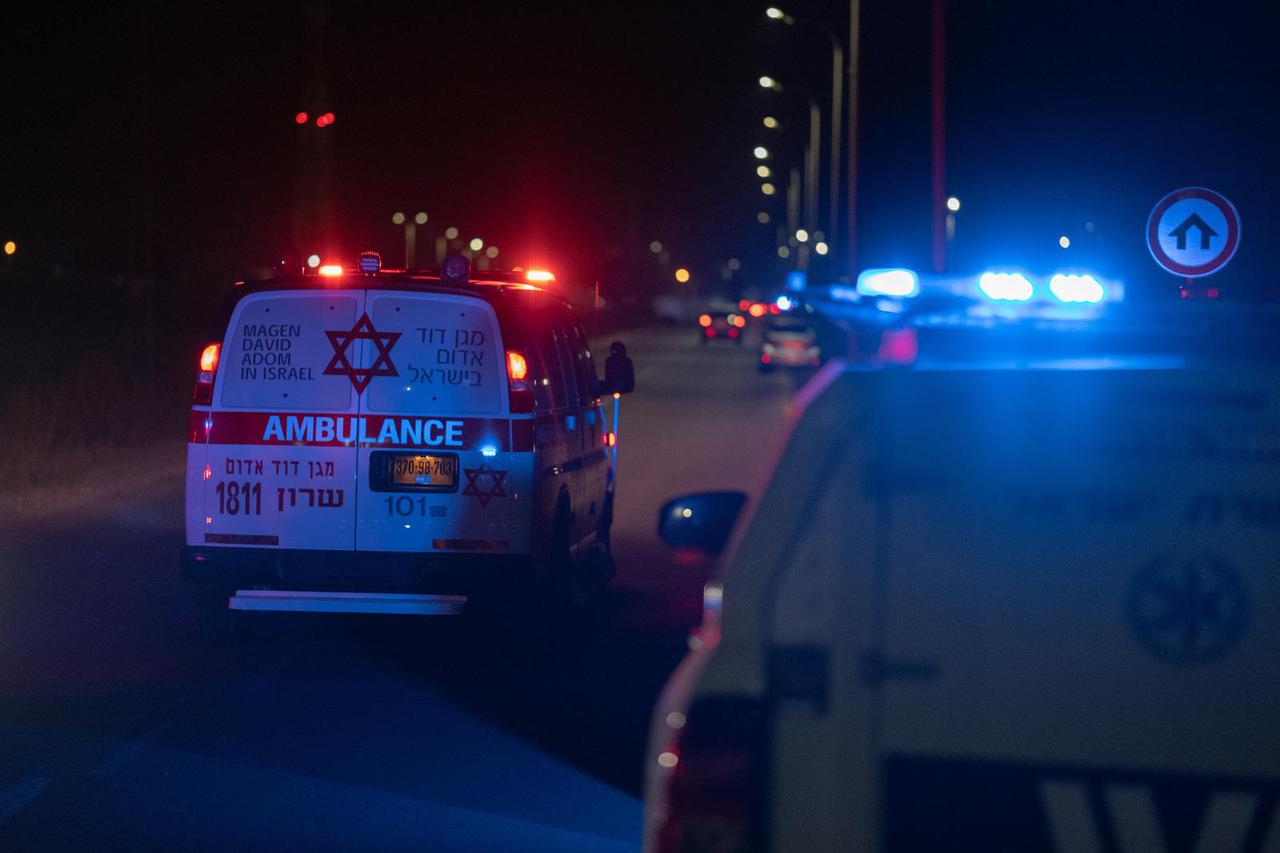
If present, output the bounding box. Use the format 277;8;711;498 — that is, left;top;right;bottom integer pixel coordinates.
658;491;748;556
604;341;636;395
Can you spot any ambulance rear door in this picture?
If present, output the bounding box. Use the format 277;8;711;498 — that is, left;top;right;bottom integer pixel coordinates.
199;289;364;550
354;289;517;554
868;366;1280;851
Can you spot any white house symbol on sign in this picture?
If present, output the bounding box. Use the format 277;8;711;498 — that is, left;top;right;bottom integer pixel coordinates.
1146;187;1240;278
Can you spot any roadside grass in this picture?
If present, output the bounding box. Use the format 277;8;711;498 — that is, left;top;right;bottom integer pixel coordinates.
0;352;186;517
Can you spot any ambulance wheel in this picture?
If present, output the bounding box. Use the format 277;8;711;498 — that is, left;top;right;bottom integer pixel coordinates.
596;490;615;550
547;498;587;609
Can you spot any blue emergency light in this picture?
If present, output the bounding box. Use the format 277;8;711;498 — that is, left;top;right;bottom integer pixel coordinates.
1049;273;1105;304
857;268;919;298
978;272;1034;302
358;251;382;273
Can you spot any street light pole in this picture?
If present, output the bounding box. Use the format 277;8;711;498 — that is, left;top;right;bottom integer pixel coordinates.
847;0;861;273
829;39;843;258
931;0;947;274
786;166;801;252
393;211;428;268
803;96;824;239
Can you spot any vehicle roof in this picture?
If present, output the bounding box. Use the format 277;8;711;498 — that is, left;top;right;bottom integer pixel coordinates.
208;270;578;342
233;268;557;297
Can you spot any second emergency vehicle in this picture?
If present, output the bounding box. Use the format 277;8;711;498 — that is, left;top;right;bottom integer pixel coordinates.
643;313;1280;851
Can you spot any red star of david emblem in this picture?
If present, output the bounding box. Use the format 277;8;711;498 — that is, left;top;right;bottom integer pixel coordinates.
323;313;402;393
462;464;508;507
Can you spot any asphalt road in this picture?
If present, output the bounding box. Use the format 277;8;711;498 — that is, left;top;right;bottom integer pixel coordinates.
0;324;799;852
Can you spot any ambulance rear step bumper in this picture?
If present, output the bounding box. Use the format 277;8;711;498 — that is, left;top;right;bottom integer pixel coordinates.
229;589;466;615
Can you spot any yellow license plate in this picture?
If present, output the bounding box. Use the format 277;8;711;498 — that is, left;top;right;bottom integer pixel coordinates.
389;454;458;487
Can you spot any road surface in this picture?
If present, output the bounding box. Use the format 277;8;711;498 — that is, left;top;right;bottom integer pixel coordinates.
0;324;800;851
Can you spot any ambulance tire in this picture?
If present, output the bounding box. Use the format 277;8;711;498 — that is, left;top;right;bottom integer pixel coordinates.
596;489;615;550
487;500;585;648
547;497;587;611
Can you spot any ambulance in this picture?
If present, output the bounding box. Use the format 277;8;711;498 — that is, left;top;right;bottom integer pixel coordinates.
182;253;633;626
643;316;1280;851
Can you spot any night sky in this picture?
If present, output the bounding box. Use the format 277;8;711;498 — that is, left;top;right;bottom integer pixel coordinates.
2;0;1277;299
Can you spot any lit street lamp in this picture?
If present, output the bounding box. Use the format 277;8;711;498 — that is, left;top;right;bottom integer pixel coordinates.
392;211;428;268
759;74;822;259
766;7;845;260
946;196;960;241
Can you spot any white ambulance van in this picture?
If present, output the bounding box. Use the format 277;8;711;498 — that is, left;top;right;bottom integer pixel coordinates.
182;254;632;625
644;350;1280;851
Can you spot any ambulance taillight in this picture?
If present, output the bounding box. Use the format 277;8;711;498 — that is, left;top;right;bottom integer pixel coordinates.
506;350;533;413
193;343;221;405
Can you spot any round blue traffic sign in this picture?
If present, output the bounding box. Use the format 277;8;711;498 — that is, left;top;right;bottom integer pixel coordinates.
1146;187;1240;278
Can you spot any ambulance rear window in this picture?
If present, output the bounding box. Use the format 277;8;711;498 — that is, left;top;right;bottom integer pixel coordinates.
362;292;503;415
218;293;359;411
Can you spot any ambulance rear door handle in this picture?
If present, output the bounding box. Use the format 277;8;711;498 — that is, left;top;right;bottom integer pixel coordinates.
859;648;941;686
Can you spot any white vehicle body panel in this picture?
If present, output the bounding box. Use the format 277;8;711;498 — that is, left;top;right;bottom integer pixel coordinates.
188;290;362;551
658;362;1280;851
185;287;531;556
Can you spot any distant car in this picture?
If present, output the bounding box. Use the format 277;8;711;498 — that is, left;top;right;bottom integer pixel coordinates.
758;316;820;370
697;311;745;346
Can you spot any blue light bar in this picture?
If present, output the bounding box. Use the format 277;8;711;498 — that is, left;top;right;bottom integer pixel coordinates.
1049;273;1104;304
978;272;1034;302
358;251;382;273
857;268;919;298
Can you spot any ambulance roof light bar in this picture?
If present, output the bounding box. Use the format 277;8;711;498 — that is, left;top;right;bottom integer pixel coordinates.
317;264;344;277
525;269;556;283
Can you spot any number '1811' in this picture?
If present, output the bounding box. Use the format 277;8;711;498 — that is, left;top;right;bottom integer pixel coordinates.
216;480;262;515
